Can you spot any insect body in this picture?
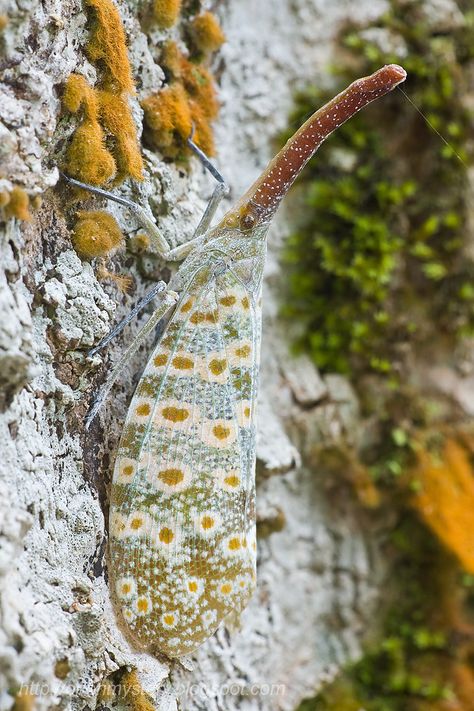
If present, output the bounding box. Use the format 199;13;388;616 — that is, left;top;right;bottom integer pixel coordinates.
111;235;265;657
83;65;407;658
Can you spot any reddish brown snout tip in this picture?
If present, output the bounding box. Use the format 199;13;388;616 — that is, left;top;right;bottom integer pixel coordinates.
366;63;407;90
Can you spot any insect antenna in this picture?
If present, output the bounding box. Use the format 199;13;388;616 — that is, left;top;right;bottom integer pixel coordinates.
397;86;468;168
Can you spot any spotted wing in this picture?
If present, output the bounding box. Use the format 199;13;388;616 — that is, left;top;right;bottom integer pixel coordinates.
109;266;260;657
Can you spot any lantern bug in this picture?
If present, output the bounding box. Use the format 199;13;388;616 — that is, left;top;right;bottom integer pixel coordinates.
63;64;406;658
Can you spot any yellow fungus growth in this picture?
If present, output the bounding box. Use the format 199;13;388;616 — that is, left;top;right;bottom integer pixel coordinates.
12;690;35;711
411;437;474;574
4;187;32;221
150;0;181;29
85;0;134;93
142;58;218;156
97;91;144;181
72;210;124;259
187;12;225;56
188;100;214;156
181;58;219;120
119;669;155;711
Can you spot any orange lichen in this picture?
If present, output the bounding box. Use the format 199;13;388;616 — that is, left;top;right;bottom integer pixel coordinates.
119;669;155;711
0;191;10;208
62;73;98;118
98;90;144;181
187;12;225;56
12;690;35;711
72;210;124;258
62;0;144;187
180;59;219;119
142;57;219;156
150;0;181;29
65;119;117;185
411;437;474;574
62;74;117;185
160;40;183;79
62;69;144;184
4;187;32;221
85;0;134;93
188;100;215;156
0;15;9;30
142;9;223;159
128;232;151;252
142;83;193;156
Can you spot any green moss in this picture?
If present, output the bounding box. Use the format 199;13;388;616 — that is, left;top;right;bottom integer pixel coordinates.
286;3;474;709
281;0;474;378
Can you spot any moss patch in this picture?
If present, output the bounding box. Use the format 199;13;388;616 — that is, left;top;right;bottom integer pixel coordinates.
281;0;474;377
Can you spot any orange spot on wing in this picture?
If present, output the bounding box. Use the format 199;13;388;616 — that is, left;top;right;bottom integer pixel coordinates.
213;424;231;440
162;406;190;422
137;597;149;613
228;537;241;551
154;353;168;366
201;515;215;530
159;527;174;544
190;310;218;324
158;468;184;486
172;355;194;370
220;295;236;306
136;402;152;417
209;358;227;375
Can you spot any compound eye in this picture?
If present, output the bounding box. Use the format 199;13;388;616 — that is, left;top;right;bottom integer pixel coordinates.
241;212;256;231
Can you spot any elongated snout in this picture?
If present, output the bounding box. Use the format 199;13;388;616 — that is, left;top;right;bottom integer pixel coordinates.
221;64;407;232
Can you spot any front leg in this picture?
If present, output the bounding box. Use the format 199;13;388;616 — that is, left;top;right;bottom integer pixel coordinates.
88;280;167;357
85;289;179;429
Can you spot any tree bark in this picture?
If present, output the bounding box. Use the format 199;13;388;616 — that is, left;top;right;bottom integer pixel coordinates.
1;0;394;709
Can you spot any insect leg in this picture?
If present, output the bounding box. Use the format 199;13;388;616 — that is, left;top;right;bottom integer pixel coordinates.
187;136;226;185
187;136;230;238
60;173;175;260
88;280;167;357
157;182;229;261
85;289;179;429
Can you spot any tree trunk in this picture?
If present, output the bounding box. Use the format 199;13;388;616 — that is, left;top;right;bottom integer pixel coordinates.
1;1;394;709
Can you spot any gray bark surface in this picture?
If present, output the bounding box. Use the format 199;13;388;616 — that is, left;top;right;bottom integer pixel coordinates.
0;0;395;709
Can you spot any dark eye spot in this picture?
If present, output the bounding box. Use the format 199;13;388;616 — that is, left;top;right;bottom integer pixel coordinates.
241;213;256;231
